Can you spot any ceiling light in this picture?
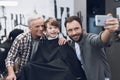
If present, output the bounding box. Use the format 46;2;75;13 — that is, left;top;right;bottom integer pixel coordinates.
0;1;18;6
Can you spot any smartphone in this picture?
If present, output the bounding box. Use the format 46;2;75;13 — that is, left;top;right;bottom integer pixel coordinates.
95;15;113;26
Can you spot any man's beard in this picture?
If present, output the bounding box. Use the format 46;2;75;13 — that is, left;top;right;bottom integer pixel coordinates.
70;33;83;42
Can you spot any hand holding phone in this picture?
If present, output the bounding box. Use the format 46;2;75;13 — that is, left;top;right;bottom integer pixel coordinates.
95;15;113;26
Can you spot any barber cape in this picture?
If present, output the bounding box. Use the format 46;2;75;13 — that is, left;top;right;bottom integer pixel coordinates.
21;38;87;80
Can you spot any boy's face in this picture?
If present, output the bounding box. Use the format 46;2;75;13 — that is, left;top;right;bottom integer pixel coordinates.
46;23;59;38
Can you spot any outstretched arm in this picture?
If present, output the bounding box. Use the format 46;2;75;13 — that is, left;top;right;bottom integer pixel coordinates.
101;14;119;43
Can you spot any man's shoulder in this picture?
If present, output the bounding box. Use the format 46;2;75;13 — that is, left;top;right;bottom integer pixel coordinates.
83;32;96;37
16;32;31;40
83;33;99;40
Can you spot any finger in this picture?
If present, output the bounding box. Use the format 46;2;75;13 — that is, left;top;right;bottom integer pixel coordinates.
63;40;67;44
107;13;112;16
105;18;119;25
58;40;62;45
14;77;16;80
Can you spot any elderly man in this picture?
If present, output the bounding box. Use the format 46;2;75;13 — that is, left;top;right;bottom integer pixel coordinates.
5;14;45;80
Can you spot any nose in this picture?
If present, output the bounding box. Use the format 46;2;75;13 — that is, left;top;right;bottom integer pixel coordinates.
52;28;56;31
38;26;44;30
72;30;76;35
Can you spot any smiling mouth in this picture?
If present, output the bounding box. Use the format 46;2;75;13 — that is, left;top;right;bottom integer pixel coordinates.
51;33;57;34
72;35;78;38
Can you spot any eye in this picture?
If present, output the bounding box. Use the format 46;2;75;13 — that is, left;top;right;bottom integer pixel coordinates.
74;27;79;30
35;25;40;28
41;25;45;29
47;27;52;29
54;26;58;29
41;25;45;27
67;29;72;33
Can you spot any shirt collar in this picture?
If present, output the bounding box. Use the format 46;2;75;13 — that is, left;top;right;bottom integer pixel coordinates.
47;35;58;40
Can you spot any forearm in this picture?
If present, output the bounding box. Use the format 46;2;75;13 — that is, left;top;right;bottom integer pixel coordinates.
101;30;113;43
5;52;16;68
5;39;20;67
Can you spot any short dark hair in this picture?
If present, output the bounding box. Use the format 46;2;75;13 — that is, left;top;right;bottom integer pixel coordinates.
44;17;59;29
64;16;82;28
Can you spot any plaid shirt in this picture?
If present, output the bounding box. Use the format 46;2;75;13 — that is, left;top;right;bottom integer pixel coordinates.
5;32;32;71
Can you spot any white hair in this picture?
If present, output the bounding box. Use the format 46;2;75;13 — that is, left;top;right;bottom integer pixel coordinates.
27;14;43;26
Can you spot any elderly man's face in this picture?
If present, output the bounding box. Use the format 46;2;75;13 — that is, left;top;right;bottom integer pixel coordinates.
29;18;44;39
